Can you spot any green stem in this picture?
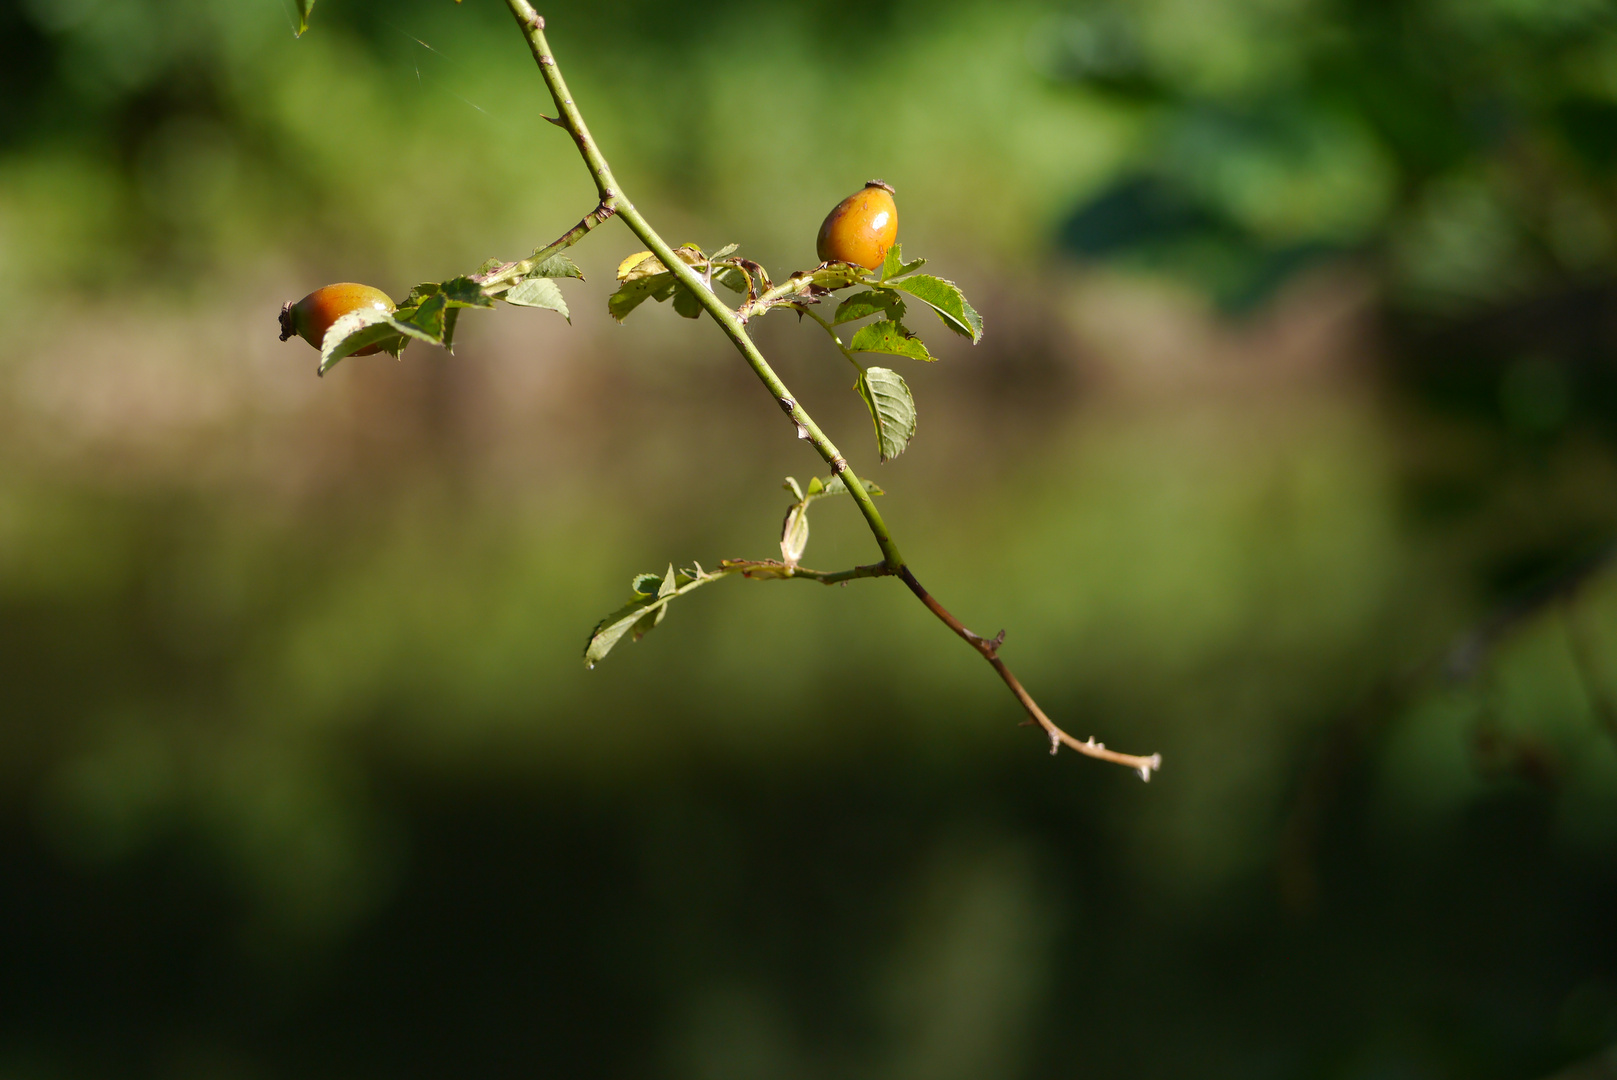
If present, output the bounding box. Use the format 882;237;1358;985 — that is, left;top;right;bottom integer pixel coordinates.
500;0;1159;780
798;305;866;375
475;201;617;291
504;0;902;570
719;559;892;584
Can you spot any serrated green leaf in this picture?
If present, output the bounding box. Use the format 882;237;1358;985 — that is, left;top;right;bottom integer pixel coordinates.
318;309;398;372
505;277;570;321
294;0;314;35
528;253;584;280
440;276;495;308
857;366;917;462
402;281;440;307
804;476;824;497
784;476;806;501
672;282;703;319
400;291;450;342
631;573;663;596
608;272;676;321
890;275;982;343
710;243;739;260
585;598;659;666
442;306;462;350
630;603;667;639
476;257;504;275
834;289;907;325
318;307;436;375
657;564;678;598
879;243;927;282
848;320;933;362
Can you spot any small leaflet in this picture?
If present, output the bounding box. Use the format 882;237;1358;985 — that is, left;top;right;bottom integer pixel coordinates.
505;277;571;322
857;366;917;462
318;307;433;375
847;320;934;362
878;243;927;282
889;274;983;343
834;290;907;325
528;253;584;280
672;283;704;319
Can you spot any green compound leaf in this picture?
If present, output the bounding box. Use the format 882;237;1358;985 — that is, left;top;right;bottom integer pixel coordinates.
834;289;907;325
584;563;732;667
294;0;315;36
848;319;934;362
528;253;584;280
879;243;926;282
318;277;502;373
857;366;917;462
505;277;571;322
889;274;983;343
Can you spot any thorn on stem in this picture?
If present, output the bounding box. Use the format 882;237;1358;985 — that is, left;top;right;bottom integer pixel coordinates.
542;113;566;127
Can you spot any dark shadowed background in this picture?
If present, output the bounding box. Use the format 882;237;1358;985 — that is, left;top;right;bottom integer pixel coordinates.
2;0;1617;1076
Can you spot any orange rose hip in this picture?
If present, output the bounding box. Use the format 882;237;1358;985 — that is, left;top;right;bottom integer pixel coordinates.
279;283;395;355
816;180;898;270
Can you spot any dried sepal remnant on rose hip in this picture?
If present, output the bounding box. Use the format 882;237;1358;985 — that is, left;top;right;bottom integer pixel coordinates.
817;180;898;271
279;283;395;355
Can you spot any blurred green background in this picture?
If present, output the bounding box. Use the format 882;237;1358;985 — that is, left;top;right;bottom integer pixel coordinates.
3;0;1617;1076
